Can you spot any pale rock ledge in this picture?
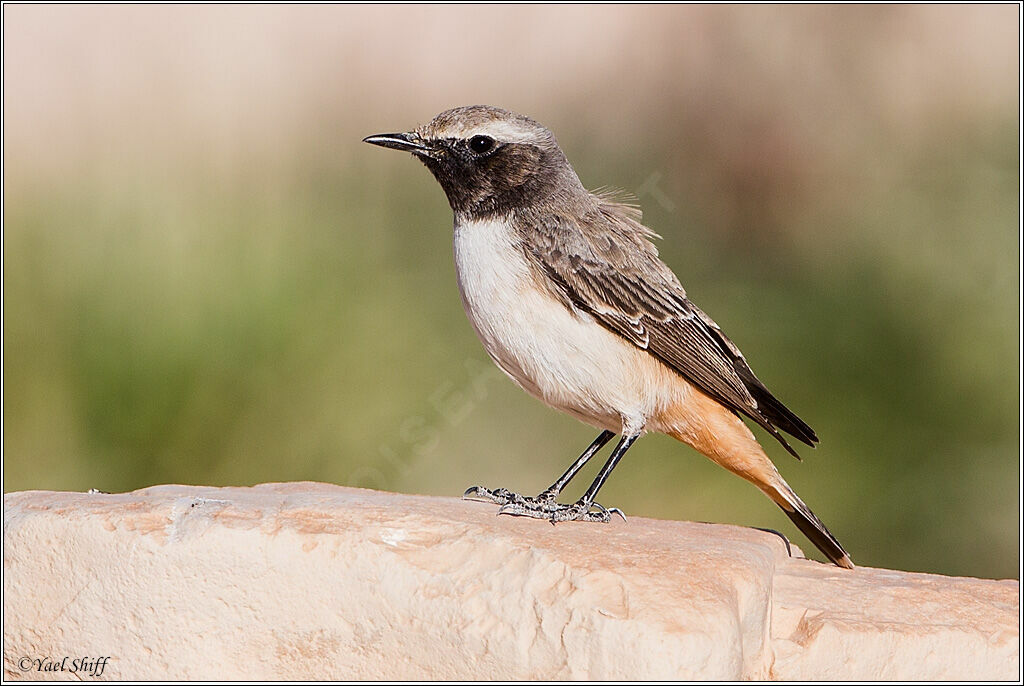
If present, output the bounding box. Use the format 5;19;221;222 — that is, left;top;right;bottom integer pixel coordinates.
2;483;1018;680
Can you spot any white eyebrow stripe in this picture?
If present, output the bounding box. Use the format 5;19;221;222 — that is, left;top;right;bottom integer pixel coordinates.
430;119;547;144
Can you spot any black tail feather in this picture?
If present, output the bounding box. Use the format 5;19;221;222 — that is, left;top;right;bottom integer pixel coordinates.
778;491;853;569
750;383;818;448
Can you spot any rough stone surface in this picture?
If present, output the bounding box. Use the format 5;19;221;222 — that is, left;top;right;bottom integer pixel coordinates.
3;483;1018;680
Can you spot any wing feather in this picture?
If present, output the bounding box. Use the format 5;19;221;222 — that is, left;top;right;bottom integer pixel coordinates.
520;195;817;458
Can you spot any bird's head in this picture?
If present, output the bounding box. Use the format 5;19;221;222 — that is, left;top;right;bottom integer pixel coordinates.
364;105;584;219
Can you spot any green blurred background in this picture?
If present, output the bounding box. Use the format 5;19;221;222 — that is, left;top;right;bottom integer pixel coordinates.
3;5;1019;578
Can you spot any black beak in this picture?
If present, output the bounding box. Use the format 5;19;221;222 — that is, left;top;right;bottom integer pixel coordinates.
362;131;432;154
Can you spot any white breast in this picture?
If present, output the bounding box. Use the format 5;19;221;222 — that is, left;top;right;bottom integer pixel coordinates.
452;217;680;433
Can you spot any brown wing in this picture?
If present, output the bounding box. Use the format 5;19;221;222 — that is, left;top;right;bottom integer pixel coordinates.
520;197;817;458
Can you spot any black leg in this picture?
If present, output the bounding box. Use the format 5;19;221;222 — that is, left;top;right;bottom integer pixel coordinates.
546;432;640;523
578;432;640;506
463;431;640;524
536;430;615;500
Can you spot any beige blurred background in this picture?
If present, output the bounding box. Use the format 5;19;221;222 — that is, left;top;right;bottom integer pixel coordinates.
4;5;1019;578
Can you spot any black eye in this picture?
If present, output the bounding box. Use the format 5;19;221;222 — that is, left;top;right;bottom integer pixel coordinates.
469;135;495;154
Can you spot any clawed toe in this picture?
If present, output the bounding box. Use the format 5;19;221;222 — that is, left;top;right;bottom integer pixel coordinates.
548;502;612;523
463;485;625;524
587;501;627;522
462;485;494;502
463;485;517;504
555;500;626;523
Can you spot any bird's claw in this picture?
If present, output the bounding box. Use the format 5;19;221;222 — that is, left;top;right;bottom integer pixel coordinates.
463;485;516;504
585;501;627;522
462;485;491;502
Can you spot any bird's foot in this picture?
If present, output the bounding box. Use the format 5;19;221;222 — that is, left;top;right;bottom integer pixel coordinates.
463;486;625;523
463;485;529;505
463;485;555;509
500;498;627;523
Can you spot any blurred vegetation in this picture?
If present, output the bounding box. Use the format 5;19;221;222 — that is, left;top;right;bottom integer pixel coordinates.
3;5;1018;579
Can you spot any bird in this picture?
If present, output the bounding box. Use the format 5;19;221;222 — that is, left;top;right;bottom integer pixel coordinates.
363;105;853;569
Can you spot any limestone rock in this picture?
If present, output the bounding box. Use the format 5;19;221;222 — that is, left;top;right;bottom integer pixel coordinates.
3;483;1018;679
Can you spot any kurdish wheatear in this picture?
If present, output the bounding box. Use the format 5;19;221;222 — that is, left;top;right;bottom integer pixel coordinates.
364;105;853;568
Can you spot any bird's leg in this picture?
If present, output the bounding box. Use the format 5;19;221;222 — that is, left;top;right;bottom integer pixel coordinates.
466;432;639;524
462;430;615;512
534;429;616;501
548;433;639;523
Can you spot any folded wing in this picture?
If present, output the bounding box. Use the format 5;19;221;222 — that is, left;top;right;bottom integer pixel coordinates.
521;196;818;458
